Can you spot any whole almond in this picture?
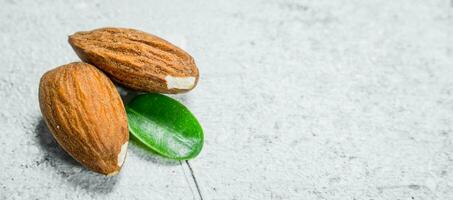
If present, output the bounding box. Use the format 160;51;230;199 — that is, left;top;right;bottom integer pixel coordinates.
68;27;199;94
39;62;129;176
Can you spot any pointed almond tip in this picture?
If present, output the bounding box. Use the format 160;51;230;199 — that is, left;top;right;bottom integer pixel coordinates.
68;35;75;44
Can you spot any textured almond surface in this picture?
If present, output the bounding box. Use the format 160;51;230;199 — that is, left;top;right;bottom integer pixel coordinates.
39;62;129;175
68;27;199;94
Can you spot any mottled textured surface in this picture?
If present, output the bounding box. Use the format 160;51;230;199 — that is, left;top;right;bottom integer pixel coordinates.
39;62;128;175
69;27;199;93
1;0;453;199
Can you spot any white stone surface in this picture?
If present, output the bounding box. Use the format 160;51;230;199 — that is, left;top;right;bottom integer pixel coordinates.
1;0;453;199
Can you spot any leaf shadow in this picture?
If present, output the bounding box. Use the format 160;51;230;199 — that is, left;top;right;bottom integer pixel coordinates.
128;135;180;166
34;118;119;194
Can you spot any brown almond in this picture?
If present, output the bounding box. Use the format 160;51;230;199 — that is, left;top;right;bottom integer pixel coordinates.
68;27;199;94
39;62;129;176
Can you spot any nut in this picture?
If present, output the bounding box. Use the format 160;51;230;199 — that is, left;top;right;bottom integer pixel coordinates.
68;27;199;94
39;62;129;176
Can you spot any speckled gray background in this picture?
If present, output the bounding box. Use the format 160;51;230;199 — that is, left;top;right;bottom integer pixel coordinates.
1;0;453;199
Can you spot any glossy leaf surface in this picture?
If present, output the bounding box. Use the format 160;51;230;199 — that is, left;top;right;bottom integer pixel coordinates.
126;93;203;160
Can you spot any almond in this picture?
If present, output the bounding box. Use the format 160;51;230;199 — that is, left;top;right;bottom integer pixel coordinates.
68;27;199;94
39;62;129;176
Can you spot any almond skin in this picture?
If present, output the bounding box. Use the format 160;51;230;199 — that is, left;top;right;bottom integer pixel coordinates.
39;62;129;176
68;27;199;94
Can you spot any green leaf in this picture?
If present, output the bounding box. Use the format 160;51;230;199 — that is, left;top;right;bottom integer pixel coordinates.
126;93;203;160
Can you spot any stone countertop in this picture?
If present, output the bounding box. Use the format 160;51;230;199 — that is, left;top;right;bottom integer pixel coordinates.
1;0;453;199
